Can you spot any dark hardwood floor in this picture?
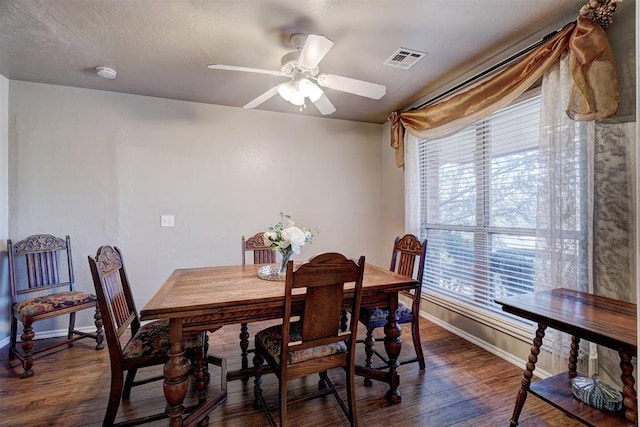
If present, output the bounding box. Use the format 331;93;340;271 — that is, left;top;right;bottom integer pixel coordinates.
0;318;582;426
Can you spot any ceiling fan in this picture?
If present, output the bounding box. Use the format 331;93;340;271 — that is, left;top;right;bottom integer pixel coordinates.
207;33;386;115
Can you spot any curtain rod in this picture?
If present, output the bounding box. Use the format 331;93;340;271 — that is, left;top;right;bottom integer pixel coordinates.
409;23;572;112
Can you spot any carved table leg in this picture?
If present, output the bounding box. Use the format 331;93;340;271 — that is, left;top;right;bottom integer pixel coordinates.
363;326;375;387
194;337;210;427
240;322;249;375
252;352;265;408
619;349;638;425
164;319;191;427
509;322;546;427
194;337;208;404
383;293;402;403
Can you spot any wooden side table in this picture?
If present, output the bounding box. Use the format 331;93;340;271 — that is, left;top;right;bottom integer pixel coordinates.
496;288;637;426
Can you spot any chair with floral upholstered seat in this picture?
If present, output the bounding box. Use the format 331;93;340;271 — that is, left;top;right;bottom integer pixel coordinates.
358;234;427;386
8;234;104;378
88;245;226;426
253;252;365;427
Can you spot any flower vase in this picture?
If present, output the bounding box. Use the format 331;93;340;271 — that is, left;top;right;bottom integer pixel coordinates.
257;249;292;281
278;249;293;276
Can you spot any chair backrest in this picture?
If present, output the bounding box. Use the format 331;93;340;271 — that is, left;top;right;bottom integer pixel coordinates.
281;252;365;369
8;234;76;304
242;232;276;265
390;234;427;301
88;245;140;361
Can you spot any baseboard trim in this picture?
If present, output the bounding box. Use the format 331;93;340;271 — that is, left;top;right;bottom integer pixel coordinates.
2;325;98;347
421;311;552;380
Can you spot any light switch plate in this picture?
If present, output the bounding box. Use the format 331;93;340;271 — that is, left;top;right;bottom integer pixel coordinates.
160;215;175;227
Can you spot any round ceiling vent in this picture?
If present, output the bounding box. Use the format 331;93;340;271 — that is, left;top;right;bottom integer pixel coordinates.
96;66;117;79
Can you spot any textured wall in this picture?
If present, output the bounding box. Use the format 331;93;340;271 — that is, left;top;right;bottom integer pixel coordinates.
0;75;8;342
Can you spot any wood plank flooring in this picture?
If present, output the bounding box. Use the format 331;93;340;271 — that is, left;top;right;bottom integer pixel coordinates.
0;318;583;426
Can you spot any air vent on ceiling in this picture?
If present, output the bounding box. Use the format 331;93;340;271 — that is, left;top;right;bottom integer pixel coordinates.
384;48;427;69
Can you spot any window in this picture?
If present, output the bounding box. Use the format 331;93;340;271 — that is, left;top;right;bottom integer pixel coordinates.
416;92;572;323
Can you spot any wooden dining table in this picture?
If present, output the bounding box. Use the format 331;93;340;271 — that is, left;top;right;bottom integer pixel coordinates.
140;262;419;426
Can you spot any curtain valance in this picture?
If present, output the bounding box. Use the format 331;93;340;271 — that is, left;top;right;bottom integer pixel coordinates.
390;17;619;167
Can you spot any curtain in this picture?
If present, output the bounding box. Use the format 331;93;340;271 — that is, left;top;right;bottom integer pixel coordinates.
537;53;596;374
404;132;420;237
591;120;637;386
390;17;619;167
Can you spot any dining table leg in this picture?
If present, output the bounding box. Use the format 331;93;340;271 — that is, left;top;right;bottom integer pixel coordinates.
383;292;402;403
165;319;191;426
353;291;405;403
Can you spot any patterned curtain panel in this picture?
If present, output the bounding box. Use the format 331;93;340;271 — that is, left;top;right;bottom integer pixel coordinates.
540;52;636;384
592;120;636;388
538;52;595;375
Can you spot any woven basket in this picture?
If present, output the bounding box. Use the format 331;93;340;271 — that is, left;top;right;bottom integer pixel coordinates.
571;374;623;412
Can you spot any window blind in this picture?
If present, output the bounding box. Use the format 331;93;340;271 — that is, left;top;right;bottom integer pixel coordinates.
417;94;543;319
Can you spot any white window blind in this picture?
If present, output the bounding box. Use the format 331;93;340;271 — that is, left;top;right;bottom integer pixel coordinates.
418;94;543;320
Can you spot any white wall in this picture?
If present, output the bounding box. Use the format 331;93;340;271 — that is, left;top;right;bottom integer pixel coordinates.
7;81;386;333
0;74;8;342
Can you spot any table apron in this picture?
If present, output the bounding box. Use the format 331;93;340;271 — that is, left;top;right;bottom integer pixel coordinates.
169;292;399;334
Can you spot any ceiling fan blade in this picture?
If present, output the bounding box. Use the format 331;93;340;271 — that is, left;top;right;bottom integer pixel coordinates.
297;34;334;70
243;85;280;109
317;73;386;99
312;93;336;115
207;64;283;76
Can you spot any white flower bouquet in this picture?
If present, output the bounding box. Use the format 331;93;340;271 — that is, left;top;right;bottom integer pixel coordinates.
264;212;316;274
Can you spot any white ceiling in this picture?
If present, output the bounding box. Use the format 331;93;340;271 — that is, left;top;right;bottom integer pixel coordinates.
0;0;586;124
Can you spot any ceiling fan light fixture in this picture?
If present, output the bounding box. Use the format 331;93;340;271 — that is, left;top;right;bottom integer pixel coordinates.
277;81;296;101
278;79;314;106
289;91;305;106
299;78;323;102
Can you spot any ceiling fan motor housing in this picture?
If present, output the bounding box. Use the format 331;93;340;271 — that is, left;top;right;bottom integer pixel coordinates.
289;33;308;50
280;51;319;76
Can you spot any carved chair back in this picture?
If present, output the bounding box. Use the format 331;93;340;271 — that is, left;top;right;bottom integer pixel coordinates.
8;234;76;304
242;232;276;265
390;234;427;304
88;245;140;359
282;252;366;378
254;252;366;426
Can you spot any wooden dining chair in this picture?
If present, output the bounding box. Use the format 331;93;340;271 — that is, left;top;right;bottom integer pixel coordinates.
238;232;276;374
253;252;365;427
358;234;427;386
242;232;276;265
8;234;104;378
88;245;226;426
